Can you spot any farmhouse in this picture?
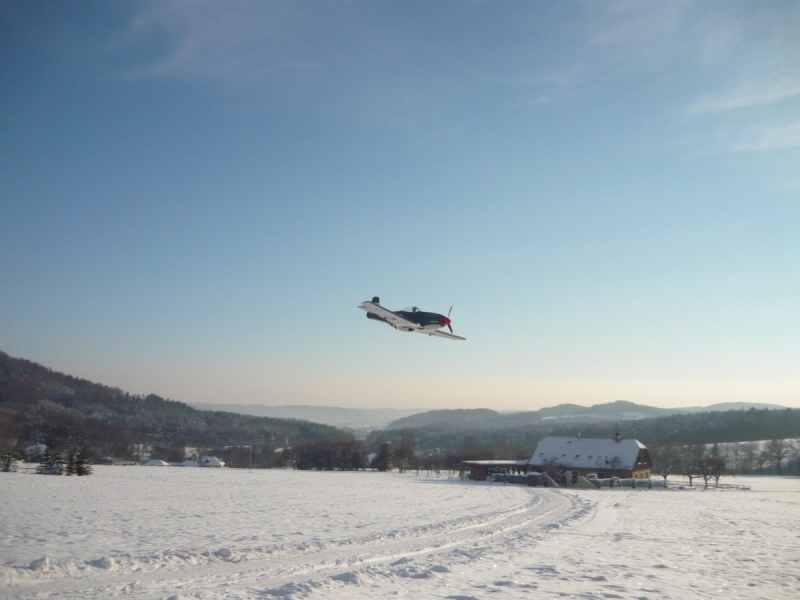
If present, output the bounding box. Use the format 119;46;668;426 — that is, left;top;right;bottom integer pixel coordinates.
528;434;652;480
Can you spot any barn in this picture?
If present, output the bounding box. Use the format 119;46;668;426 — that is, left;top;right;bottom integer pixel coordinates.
528;434;652;481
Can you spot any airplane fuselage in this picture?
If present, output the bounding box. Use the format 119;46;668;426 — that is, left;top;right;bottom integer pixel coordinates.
367;310;447;332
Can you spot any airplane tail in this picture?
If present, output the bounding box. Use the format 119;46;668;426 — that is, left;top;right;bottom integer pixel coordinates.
372;296;380;304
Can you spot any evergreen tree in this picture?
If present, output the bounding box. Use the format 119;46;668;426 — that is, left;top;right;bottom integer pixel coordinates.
75;448;93;476
65;451;77;475
36;448;51;474
373;442;392;472
36;448;63;475
2;452;19;472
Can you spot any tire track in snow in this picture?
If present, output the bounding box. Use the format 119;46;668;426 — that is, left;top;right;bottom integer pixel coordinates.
213;489;583;598
2;489;587;600
252;489;593;599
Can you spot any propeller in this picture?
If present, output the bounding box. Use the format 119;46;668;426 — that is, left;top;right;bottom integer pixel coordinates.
445;306;454;334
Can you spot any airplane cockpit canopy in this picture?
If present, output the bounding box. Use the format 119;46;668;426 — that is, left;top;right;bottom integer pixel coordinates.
401;306;420;313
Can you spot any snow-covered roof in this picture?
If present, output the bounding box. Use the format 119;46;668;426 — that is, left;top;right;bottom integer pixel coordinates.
529;436;646;470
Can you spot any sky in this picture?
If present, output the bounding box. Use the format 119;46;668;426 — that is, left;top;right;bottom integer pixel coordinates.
2;1;799;411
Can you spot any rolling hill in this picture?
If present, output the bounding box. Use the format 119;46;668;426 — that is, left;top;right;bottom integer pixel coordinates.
0;350;353;461
384;400;788;430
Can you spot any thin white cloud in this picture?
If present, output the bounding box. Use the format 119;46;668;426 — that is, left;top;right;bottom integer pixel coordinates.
687;73;800;115
462;2;696;112
115;0;800;152
119;2;331;88
115;2;460;127
731;121;800;153
587;0;689;54
675;2;800;156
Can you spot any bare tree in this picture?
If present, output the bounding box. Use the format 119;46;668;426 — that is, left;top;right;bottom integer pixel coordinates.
650;445;681;482
787;440;800;476
724;443;741;474
679;444;706;486
763;439;790;474
707;443;726;487
738;442;759;475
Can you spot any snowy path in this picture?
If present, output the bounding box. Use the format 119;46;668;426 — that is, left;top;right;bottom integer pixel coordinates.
2;469;798;599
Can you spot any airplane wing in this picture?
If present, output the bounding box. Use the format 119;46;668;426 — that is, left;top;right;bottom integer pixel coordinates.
359;301;419;329
426;329;467;341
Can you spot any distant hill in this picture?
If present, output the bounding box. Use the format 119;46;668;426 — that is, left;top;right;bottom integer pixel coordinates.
537;400;673;421
188;400;790;432
682;402;787;413
189;403;426;429
0;350;352;461
384;408;500;430
385;400;789;430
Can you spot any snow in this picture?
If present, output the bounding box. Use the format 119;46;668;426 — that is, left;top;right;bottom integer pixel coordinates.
1;468;798;599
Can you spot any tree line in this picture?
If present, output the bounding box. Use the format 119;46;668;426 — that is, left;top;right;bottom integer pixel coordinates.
649;438;800;485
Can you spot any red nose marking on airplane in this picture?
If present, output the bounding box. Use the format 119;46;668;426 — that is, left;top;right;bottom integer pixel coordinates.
440;316;451;328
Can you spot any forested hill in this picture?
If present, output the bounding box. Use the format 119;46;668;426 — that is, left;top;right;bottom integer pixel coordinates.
385;400;788;430
371;406;800;458
0;351;353;457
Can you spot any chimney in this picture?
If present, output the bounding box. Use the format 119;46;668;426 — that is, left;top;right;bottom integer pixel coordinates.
614;433;621;442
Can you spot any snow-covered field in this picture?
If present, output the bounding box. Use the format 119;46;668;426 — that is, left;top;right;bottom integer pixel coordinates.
1;468;798;599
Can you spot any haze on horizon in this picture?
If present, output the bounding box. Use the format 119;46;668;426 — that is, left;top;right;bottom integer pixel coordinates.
2;1;799;412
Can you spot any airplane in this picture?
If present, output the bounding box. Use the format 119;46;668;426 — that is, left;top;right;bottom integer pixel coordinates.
358;296;466;340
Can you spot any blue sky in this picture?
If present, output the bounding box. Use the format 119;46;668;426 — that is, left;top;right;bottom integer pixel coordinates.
2;1;799;410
